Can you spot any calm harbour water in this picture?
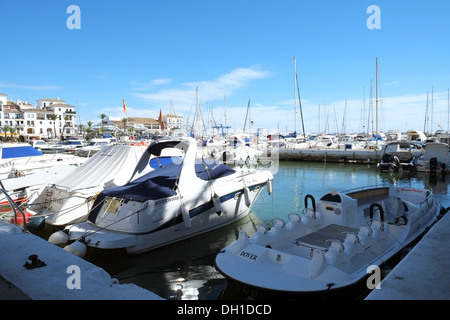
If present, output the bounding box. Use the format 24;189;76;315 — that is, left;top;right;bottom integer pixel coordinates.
83;160;450;300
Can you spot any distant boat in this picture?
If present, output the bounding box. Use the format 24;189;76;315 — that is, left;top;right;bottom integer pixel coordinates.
0;142;85;180
414;141;450;173
215;185;441;298
75;138;115;157
377;140;424;172
46;139;85;154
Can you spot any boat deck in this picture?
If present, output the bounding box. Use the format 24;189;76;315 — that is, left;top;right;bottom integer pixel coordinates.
294;224;358;250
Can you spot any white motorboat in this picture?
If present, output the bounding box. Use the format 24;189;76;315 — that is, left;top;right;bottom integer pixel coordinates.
75;138;115;157
26;144;147;227
202;136;263;165
215;185;441;298
414;141;450;174
0;142;86;179
377;140;423;172
53;138;273;257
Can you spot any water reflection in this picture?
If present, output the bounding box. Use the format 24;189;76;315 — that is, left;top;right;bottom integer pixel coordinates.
85;213;263;300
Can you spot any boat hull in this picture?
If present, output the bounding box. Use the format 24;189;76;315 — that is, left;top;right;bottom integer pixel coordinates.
215;186;440;296
66;182;267;254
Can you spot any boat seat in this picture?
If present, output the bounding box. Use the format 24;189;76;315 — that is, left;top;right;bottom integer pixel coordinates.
294;224;358;251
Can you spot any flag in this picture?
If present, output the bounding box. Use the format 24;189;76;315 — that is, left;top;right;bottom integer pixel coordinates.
123;99;127;112
159;109;165;130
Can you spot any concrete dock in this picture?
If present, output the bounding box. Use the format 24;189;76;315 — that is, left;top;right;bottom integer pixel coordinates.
0;221;164;300
365;210;450;300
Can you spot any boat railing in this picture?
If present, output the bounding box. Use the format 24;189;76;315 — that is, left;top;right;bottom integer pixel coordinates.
341;184;388;195
0;186;27;230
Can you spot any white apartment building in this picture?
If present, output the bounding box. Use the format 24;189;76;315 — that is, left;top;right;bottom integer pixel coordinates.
163;114;183;131
0;94;78;141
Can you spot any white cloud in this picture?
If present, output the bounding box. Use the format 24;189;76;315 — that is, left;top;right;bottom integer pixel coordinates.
225;91;450;135
131;78;172;91
132;66;271;108
300;91;450;133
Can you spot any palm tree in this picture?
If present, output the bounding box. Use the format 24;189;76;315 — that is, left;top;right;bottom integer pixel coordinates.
8;127;17;142
0;125;10;142
50;114;59;139
86;121;93;139
62;115;70;139
99;113;107;136
77;124;85;139
121;117;128;136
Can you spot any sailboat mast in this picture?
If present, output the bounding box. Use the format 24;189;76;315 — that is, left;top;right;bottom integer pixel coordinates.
424;92;429;133
375;57;379;148
296;72;306;139
431;87;434;135
194;87;203;138
294;56;297;133
243;98;251;133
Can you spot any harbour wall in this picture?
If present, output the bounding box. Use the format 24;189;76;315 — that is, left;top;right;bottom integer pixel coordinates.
277;148;383;165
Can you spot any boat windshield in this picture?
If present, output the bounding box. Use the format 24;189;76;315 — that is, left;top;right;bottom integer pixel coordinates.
87;157;235;222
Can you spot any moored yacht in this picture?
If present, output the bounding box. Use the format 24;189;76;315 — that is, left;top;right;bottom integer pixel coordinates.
51;138;274;257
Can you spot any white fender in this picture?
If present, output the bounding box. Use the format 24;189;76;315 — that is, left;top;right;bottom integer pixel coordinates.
48;230;69;246
266;179;272;195
243;186;251;207
212;193;222;214
181;204;192;229
64;240;87;258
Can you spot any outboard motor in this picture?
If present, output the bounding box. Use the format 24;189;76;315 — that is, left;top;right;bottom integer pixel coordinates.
430;157;437;173
390;155;401;172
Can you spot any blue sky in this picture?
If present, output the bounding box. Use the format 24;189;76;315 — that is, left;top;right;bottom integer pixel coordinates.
1;0;450;135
